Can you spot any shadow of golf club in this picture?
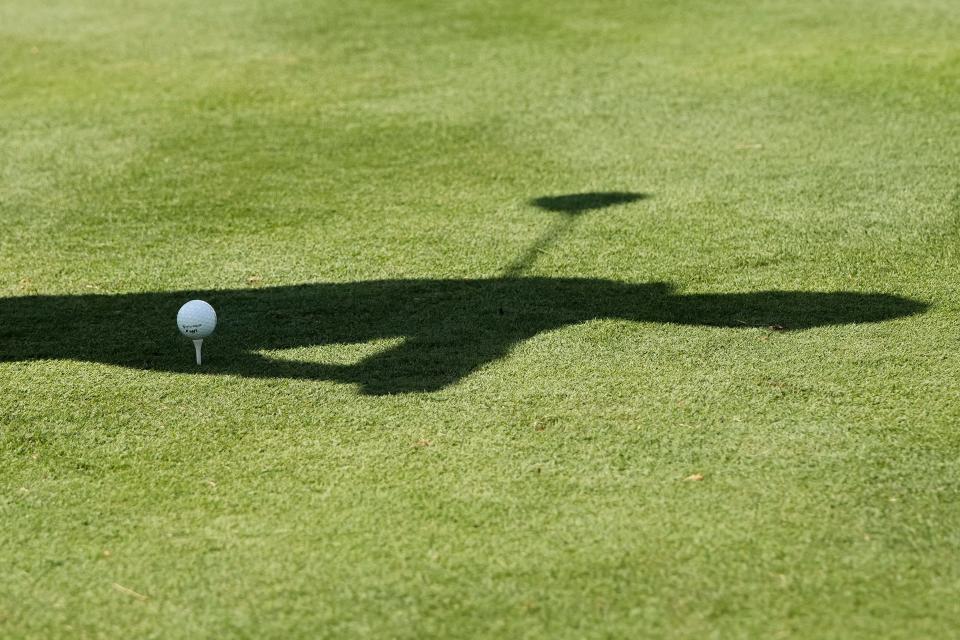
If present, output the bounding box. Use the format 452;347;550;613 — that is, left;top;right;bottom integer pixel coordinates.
503;192;650;277
0;278;927;395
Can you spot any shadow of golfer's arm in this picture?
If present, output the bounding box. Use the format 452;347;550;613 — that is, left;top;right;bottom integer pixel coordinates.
211;337;511;396
202;351;350;383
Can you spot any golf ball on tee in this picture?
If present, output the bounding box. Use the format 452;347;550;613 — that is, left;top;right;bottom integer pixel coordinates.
177;300;217;338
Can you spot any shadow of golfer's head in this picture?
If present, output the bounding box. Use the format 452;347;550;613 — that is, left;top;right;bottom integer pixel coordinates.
0;278;927;395
530;192;648;214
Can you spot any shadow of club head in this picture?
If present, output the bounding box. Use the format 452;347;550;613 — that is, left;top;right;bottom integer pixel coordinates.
530;191;649;215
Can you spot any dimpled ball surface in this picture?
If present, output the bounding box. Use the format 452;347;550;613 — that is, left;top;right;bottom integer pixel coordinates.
177;300;217;338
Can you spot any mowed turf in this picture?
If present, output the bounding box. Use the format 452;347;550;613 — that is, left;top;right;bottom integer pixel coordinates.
2;0;959;637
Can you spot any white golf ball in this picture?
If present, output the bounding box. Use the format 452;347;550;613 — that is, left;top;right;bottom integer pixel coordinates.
177;300;217;338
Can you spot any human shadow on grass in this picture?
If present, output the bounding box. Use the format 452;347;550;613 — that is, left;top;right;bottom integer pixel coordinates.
0;279;926;395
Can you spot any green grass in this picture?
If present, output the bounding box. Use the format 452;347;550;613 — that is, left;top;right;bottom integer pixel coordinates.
2;0;960;637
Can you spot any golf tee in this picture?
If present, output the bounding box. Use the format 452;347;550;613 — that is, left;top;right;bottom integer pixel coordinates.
193;339;203;365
